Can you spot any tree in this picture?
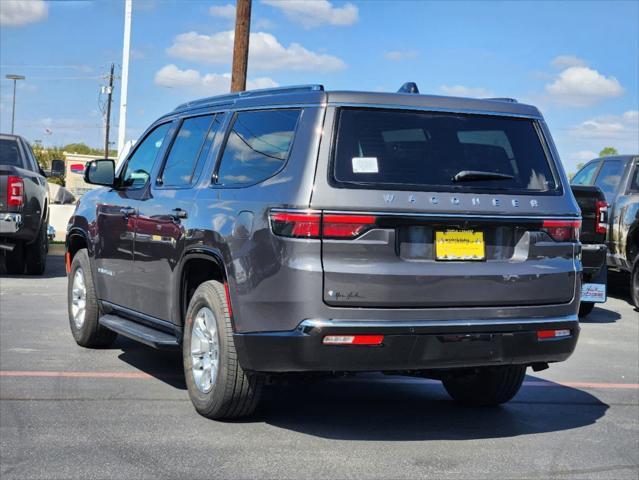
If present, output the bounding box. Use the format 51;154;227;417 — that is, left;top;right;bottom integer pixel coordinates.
599;147;618;157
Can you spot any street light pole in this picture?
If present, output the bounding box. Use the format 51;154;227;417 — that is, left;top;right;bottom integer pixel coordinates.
5;74;25;134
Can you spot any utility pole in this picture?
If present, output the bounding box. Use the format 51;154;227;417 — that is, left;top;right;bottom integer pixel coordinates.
5;74;25;134
231;0;252;93
117;0;132;156
104;63;115;158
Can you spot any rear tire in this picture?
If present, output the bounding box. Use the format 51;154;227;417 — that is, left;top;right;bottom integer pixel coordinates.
442;365;526;406
68;249;117;348
631;257;639;308
183;280;263;420
25;221;48;275
4;242;25;274
578;302;595;318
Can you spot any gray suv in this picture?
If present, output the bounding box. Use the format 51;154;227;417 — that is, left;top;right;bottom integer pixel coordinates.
67;84;582;419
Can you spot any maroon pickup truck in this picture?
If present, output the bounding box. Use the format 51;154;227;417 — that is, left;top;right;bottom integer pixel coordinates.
0;133;50;275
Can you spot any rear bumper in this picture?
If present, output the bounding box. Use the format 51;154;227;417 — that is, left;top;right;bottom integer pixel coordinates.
234;316;580;373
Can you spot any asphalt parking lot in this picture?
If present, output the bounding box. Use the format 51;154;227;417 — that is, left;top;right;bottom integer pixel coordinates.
0;255;638;480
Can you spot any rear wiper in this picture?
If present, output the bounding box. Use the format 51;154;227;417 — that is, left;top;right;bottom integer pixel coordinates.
452;170;514;182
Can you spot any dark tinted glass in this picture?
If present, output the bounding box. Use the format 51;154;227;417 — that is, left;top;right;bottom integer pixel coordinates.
594;160;624;200
0;139;23;167
122;123;171;188
334;109;557;192
161;115;215;186
571;161;599;185
217;109;301;186
631;163;639;191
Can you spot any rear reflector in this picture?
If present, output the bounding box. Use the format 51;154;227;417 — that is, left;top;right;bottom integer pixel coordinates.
269;211;377;239
537;329;571;340
595;201;608;234
541;219;581;242
7;176;24;207
323;335;384;345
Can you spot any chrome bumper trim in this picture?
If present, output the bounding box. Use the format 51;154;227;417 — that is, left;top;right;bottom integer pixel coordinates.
299;315;578;330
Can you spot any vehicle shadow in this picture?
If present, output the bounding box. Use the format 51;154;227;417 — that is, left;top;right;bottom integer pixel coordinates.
0;254;67;279
255;374;609;441
113;340;609;440
607;270;634;306
579;306;622;323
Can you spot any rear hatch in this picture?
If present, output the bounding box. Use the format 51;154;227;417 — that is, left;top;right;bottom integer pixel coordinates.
311;107;580;308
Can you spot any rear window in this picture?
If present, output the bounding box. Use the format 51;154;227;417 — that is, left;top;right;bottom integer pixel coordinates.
0;139;23;167
333;108;557;193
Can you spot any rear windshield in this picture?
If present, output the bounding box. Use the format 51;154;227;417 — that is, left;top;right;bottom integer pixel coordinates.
333;108;557;193
0;138;23;167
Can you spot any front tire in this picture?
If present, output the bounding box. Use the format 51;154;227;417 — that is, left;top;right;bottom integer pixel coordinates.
4;241;24;274
631;257;639;308
25;221;48;275
442;365;526;406
183;281;263;420
68;249;117;348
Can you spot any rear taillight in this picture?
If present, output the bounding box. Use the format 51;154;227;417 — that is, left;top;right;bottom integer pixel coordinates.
323;335;384;346
595;201;608;235
541;219;581;242
7;176;24;207
537;329;571;340
269;211;377;239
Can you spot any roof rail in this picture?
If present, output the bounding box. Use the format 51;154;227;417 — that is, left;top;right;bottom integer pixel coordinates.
174;84;324;111
484;97;518;103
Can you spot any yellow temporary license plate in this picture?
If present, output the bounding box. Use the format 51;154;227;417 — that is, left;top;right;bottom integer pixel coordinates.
435;230;485;261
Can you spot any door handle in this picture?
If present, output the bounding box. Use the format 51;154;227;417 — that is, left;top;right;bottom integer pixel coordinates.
170;208;188;220
120;206;136;217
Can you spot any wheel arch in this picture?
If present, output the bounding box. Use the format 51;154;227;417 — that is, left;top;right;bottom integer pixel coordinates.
626;221;639;268
66;227;91;263
175;247;230;331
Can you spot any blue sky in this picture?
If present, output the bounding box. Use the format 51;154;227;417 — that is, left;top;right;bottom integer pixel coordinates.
1;0;637;172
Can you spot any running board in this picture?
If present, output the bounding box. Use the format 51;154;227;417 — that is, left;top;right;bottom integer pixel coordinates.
99;314;180;350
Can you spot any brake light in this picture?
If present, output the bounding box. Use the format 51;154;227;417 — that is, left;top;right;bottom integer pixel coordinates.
269;211;378;239
595;201;608;235
322;214;377;239
537;329;571;340
323;335;384;345
7;176;24;207
541;219;581;242
269;211;321;238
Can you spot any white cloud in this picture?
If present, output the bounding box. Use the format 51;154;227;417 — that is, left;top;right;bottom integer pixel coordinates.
154;64;278;95
545;66;624;107
262;0;357;28
209;4;236;20
167;30;345;72
551;55;587;70
384;50;418;61
0;0;47;26
570;110;638;140
567;150;598;163
439;85;494;98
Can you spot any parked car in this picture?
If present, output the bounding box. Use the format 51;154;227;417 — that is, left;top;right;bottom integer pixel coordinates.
570;185;608;317
66;84;583;419
572;155;639;306
0;133;50;274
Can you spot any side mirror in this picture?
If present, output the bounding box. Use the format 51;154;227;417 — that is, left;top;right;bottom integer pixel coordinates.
84;159;115;187
50;159;65;178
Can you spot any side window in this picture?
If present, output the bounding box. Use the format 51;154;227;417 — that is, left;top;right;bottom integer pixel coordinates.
571;161;599;186
630;163;639;192
594;160;624;200
21;140;38;172
159;114;219;187
216;109;301;186
122;123;171;189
